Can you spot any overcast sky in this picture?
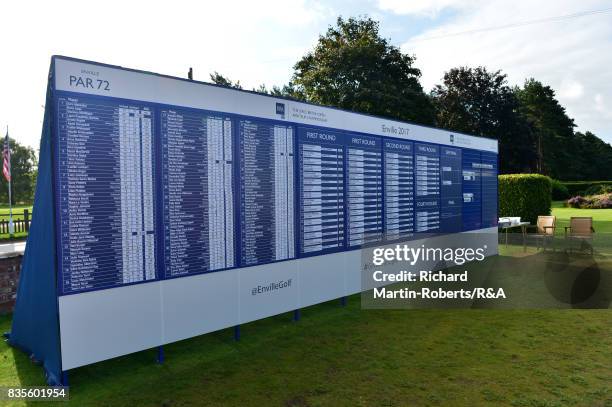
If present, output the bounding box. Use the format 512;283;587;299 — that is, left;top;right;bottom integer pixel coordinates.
1;0;611;152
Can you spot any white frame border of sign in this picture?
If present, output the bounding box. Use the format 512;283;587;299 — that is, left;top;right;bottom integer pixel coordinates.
48;56;499;374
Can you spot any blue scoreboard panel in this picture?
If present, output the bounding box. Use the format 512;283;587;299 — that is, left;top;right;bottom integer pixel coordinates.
440;147;462;233
414;143;441;232
161;108;235;277
298;127;346;255
462;149;482;231
56;96;157;293
346;134;383;248
383;139;414;242
481;152;498;228
239;119;295;266
53;59;498;297
47;57;500;375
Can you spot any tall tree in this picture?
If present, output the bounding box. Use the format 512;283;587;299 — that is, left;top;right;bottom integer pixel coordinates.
209;71;243;89
515;79;575;179
209;72;300;99
571;131;612;181
0;138;38;204
291;17;435;125
431;67;537;173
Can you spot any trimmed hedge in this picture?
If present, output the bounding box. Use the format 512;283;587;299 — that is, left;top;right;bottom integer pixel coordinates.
499;174;552;224
561;181;612;197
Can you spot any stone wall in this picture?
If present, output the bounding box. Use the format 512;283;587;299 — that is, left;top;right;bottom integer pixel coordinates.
0;255;22;314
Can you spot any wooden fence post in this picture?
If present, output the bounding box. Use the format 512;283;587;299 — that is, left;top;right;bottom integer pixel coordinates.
24;209;29;232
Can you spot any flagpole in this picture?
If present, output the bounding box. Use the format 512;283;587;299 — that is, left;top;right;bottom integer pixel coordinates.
6;126;13;237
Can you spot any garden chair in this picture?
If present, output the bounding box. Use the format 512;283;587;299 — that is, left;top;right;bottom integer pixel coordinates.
564;217;595;254
528;215;556;251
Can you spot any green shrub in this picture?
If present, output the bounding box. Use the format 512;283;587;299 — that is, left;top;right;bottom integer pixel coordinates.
562;181;612;197
499;174;552;224
551;179;570;200
567;193;612;209
583;184;612;196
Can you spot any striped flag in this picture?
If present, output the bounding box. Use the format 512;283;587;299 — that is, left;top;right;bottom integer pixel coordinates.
2;131;10;183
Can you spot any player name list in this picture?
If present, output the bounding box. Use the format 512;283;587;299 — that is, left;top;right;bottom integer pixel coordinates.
57;96;156;294
239;120;295;266
161;109;235;277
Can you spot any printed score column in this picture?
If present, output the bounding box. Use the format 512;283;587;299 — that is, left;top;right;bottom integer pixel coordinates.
298;128;345;255
383;139;414;241
239;119;295;266
161;108;234;277
414;143;440;233
346;134;382;247
440;146;462;233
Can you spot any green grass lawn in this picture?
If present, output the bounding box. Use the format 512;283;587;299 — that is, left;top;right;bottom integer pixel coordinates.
0;205;33;219
0;205;32;241
552;201;612;234
1;304;610;406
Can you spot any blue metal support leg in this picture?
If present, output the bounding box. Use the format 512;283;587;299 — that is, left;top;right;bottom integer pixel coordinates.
157;346;164;364
61;370;69;386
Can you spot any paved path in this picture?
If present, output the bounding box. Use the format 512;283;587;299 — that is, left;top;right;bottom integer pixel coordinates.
0;241;26;258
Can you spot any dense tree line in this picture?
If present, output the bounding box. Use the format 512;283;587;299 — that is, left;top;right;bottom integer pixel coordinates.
431;67;537;174
212;17;612;181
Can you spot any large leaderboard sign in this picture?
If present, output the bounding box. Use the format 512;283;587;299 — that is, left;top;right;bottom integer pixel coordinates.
48;56;498;373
